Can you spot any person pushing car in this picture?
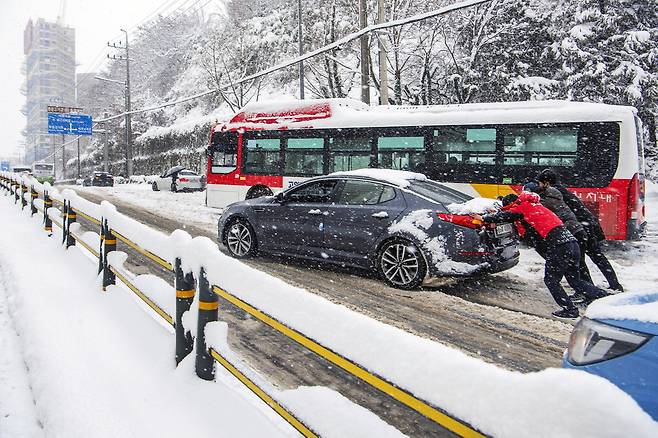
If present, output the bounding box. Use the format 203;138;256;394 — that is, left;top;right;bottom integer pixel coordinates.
472;192;609;319
536;169;623;292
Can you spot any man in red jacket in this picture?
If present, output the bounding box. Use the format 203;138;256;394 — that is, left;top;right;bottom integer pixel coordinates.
472;192;609;318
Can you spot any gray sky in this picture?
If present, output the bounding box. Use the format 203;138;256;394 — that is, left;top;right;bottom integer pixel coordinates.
0;0;210;159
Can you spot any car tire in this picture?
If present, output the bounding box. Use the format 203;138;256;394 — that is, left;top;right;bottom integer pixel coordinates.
377;238;427;290
224;218;257;258
152;182;159;191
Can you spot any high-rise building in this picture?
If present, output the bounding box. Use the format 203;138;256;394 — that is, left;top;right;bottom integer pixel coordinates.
22;18;75;165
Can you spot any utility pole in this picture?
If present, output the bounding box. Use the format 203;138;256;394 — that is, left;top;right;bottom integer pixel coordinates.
297;0;305;99
61;134;66;179
77;137;81;178
53;141;56;180
377;0;389;105
103;112;109;173
108;30;133;177
359;0;370;104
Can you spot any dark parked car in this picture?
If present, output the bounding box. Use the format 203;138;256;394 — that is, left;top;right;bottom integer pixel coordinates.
83;171;114;187
218;170;519;289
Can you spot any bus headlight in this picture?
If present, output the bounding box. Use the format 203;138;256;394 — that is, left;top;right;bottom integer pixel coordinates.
568;318;651;365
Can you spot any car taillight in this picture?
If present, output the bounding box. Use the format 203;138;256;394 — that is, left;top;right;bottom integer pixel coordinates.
437;213;483;229
627;173;642;221
179;178;189;183
567;317;650;365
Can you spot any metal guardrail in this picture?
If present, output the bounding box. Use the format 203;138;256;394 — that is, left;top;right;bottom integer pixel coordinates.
0;172;486;437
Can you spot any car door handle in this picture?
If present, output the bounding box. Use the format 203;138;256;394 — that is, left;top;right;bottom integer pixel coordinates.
372;212;389;219
308;209;322;215
253;207;264;212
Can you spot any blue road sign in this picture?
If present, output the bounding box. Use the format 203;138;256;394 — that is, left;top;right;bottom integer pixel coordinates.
0;161;10;171
47;113;93;136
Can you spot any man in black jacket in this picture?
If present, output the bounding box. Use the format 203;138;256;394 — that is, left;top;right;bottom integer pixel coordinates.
537;169;623;292
524;181;593;288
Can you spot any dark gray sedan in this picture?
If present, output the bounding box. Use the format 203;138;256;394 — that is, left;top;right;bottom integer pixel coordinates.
218;171;519;289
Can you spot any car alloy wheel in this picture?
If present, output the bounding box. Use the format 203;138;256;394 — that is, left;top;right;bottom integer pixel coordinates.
378;240;426;289
226;220;255;258
152;182;159;191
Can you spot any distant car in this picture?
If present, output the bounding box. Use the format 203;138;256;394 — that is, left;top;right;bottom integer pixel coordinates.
151;166;206;192
563;292;658;420
83;171;114;187
218;170;519;289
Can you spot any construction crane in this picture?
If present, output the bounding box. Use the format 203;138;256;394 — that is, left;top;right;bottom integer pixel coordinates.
57;0;67;25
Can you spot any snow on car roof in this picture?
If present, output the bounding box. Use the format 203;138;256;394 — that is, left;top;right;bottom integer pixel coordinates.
330;169;427;187
586;290;658;325
218;98;637;132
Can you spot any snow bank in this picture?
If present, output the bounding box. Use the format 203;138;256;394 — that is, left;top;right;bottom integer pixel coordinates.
0;198;291;438
331;169;427;187
447;197;501;215
205;322;404;438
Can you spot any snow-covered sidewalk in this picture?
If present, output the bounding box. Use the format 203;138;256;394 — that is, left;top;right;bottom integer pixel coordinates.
0;195;293;438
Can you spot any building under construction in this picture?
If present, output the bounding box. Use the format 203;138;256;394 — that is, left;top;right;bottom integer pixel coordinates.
22;17;76;166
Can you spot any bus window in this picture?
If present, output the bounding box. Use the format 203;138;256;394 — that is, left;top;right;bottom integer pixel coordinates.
244;138;281;174
377;136;425;171
211;131;238;174
284;138;324;176
502;126;577;166
433;127;496;164
328;135;372;172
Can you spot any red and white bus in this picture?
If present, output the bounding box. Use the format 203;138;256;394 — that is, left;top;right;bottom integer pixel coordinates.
206;99;646;240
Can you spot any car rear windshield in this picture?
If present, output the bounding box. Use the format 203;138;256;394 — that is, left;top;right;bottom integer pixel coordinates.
407;180;471;204
179;170;197;176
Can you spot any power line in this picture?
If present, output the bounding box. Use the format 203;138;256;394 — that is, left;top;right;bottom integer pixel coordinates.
46;0;491;166
96;0;491;123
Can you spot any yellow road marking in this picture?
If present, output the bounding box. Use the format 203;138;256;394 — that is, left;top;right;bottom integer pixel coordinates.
212;286;484;437
111;267;174;326
112;230;173;271
72;208;101;225
209;348;318;438
70;232;100;258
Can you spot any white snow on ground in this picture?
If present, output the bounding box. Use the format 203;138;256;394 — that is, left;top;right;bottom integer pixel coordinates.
0;271;43;437
0;196;293;438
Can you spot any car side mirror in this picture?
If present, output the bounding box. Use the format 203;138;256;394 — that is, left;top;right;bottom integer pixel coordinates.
274;192;285;203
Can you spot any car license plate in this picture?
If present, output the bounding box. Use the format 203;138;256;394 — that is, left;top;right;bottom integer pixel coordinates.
495;223;513;237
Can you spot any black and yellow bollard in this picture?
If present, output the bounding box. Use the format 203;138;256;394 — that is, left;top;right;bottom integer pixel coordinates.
20;183;27;209
43;191;52;234
14;181;19;203
101;219;116;290
175;257;196;365
65;203;77;248
30;185;38;216
98;220;105;275
195;267;217;381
